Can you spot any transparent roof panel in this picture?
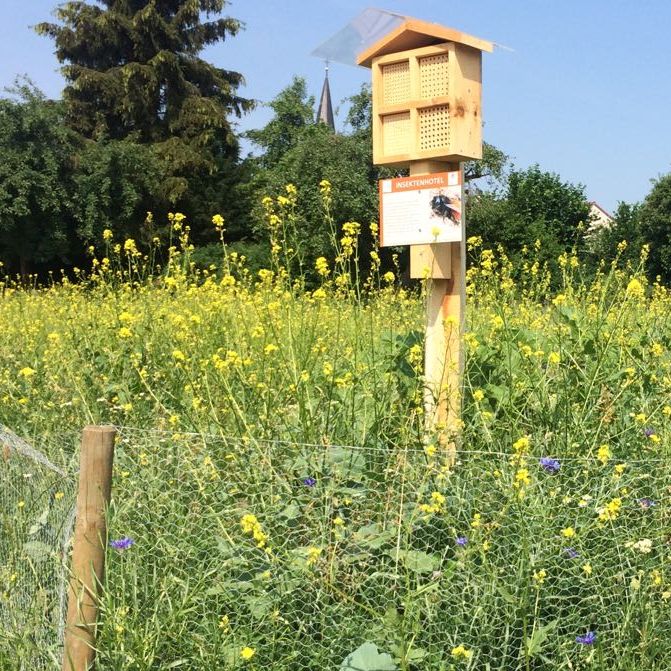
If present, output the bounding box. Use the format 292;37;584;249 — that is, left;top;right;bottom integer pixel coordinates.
311;8;407;66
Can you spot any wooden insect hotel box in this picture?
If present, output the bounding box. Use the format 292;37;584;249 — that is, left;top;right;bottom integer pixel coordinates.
357;18;493;167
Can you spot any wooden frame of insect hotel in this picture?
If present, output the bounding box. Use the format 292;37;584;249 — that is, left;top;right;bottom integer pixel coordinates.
358;18;493;447
357;18;493;167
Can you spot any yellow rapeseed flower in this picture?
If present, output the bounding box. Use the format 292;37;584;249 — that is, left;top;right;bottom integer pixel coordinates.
613;463;627;478
597;444;611;465
626;278;645;299
512;436;530;454
532;569;547;588
123;239;138;255
315;257;330;277
451;645;473;660
240;514;267;548
514;468;531;488
342;221;360;236
598;497;622;522
240;647;255;661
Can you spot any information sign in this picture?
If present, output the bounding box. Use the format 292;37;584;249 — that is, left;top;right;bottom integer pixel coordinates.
378;172;463;247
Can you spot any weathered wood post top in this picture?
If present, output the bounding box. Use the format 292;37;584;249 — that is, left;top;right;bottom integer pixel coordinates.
356;17;493;167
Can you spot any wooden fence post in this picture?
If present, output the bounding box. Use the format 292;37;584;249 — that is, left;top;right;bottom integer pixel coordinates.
62;425;116;671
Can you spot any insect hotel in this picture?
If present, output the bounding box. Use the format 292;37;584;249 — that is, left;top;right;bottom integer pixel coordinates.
358;17;493;446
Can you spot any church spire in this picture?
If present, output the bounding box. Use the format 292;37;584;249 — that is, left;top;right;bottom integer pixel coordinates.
316;62;335;130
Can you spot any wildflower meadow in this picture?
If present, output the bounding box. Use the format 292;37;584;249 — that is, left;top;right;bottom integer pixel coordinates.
2;186;671;670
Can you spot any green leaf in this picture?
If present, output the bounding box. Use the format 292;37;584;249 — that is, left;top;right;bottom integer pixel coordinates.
244;593;273;620
352;523;395;550
486;384;509;405
525;620;558;657
383;606;401;627
279;502;301;520
216;536;235;557
405;647;428;662
340;642;398;670
220;645;238;666
23;541;51;563
390;644;428;663
326;446;366;479
391;549;440;574
494;583;517;605
28;507;50;536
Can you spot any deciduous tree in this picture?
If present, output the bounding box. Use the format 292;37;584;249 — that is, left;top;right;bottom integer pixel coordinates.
639;173;671;282
0;81;78;275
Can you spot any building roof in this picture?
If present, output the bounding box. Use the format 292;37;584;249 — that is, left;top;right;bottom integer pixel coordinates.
316;66;335;130
589;201;614;221
357;17;494;68
586;201;615;234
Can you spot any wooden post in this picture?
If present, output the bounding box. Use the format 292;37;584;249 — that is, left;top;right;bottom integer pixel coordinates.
355;18;491;457
62;426;116;671
409;160;465;455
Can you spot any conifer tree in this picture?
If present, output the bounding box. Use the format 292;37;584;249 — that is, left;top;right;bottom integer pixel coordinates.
37;1;253;204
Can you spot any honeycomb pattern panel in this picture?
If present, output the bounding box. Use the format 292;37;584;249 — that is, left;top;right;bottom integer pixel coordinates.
381;112;411;156
419;54;449;99
381;61;411;105
418;105;450;151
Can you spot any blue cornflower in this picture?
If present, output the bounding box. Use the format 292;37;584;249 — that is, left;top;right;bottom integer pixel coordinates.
109;537;134;551
638;497;656;510
302;477;317;487
644;427;656;437
563;547;579;559
539;457;561;474
575;631;596;645
455;536;468;547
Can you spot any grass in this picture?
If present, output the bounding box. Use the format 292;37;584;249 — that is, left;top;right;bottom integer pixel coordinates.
1;197;671;670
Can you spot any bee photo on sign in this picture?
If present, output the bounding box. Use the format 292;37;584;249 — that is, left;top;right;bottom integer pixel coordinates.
429;189;462;228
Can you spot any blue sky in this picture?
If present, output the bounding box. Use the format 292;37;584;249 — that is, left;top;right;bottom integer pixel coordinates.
2;1;671;213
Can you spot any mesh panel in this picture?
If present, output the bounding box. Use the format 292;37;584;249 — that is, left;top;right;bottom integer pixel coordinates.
0;429;75;670
419;105;450;151
381;112;411;156
419;54;449;99
381;61;411;105
89;427;671;670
